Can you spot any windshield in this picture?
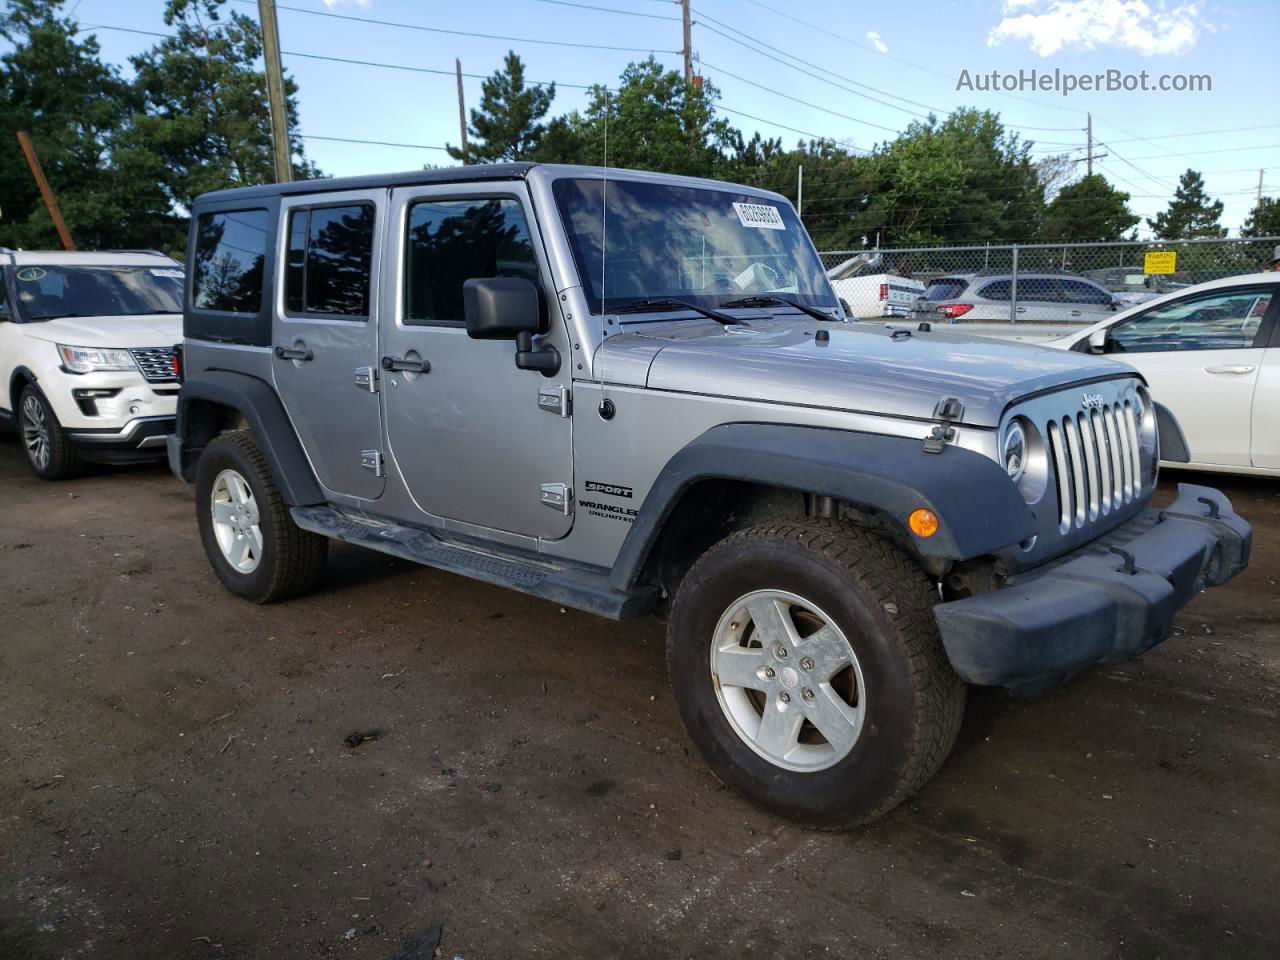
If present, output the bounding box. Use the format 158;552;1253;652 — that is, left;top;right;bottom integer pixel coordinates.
12;264;184;321
551;177;836;315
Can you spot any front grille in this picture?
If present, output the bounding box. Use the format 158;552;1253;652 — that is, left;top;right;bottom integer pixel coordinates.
1045;400;1143;534
129;347;177;384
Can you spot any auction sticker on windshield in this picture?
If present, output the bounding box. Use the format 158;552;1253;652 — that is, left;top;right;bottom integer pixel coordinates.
733;202;786;230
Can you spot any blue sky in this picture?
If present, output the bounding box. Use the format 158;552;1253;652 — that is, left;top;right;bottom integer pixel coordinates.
72;0;1280;237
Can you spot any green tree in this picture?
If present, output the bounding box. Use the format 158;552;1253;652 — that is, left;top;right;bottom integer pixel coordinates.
1241;196;1280;238
0;0;170;249
120;0;317;218
448;52;554;163
849;109;1046;247
534;58;737;178
1147;169;1225;239
1043;174;1139;241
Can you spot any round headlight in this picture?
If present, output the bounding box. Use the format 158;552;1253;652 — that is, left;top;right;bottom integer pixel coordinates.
1003;420;1027;484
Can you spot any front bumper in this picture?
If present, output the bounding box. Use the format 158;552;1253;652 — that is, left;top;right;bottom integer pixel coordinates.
66;415;174;464
933;484;1251;695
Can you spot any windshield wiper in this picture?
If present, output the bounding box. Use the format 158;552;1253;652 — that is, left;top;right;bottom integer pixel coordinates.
718;295;838;324
610;298;741;325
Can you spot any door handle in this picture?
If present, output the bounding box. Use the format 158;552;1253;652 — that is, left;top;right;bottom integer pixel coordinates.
274;345;313;362
1015;306;1026;313
1204;363;1256;375
1069;310;1082;317
382;355;430;374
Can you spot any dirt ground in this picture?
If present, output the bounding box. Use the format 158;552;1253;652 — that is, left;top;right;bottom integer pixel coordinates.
0;431;1277;960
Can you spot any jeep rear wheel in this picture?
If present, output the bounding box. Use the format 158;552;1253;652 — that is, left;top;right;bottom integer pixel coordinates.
667;519;965;827
195;431;328;603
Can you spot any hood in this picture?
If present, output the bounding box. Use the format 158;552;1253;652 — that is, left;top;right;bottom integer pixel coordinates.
21;313;182;348
599;318;1136;428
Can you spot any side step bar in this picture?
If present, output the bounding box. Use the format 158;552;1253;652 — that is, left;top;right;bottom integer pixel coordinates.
291;505;659;620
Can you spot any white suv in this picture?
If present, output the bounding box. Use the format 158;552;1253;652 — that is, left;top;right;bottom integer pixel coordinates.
0;249;184;480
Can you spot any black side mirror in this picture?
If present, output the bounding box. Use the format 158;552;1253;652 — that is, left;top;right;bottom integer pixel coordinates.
462;277;560;377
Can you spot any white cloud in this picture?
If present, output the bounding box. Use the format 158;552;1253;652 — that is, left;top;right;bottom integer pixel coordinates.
987;0;1204;57
866;30;889;54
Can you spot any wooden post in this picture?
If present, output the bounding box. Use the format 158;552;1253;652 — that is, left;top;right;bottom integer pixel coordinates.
455;59;469;161
258;0;293;183
681;0;692;84
16;131;75;251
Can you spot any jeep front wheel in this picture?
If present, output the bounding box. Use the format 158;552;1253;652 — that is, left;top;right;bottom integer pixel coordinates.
667;520;965;827
195;431;328;603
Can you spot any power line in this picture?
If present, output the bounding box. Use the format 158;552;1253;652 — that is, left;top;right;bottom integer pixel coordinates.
529;0;681;21
233;0;681;53
1103;123;1280;145
300;135;450;151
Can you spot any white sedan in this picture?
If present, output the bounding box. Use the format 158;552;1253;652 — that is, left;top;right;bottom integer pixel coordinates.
1053;273;1278;476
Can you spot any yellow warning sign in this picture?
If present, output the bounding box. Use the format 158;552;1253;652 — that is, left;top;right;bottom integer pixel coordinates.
1144;251;1177;275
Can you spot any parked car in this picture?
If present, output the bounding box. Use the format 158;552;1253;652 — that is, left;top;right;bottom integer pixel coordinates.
1054;273;1279;476
0;249;183;479
1081;266;1190;308
826;252;925;319
168;163;1249;827
911;269;1119;325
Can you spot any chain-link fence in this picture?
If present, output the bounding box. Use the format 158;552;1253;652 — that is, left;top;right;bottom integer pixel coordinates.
819;237;1280;338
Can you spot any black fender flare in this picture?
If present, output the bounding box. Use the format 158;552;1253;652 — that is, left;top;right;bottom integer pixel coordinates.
172;370;324;505
609;423;1036;591
7;365;38;412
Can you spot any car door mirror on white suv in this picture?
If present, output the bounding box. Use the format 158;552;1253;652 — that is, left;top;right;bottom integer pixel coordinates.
1087;327;1110;354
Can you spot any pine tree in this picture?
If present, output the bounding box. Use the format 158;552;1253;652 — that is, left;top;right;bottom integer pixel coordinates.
1241;196;1280;238
447;52;554;164
1147;169;1226;239
1044;175;1139;242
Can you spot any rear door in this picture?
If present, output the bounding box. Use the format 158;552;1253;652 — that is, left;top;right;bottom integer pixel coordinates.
271;190;386;500
1250;311;1280;470
1104;285;1275;467
1056;278;1116;324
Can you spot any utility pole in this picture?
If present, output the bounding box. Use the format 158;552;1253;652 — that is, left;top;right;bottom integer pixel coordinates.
680;0;692;84
1073;113;1106;174
258;0;292;183
456;59;469;161
1258;168;1265;205
797;165;803;219
1086;113;1093;176
16;131;75;251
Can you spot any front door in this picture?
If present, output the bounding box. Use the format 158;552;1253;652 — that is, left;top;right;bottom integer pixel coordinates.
1105;285;1275;467
272;191;386;501
380;184;574;540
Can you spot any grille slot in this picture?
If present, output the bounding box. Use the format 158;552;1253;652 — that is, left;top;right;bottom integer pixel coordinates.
1045;400;1142;533
128;347;178;384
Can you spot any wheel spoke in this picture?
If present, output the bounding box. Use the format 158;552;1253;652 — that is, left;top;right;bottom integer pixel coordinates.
712;645;769;691
805;683;862;753
212;500;237;525
798;623;853;681
745;595;798;650
247;524;264;558
228;474;249;506
230;535;252;569
754;692;803;759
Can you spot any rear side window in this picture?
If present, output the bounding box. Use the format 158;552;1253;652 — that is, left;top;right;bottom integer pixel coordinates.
404;197;539;326
977;279;1011;301
284;204;375;317
1018;278;1059;302
924;278;967;301
192;209;269;313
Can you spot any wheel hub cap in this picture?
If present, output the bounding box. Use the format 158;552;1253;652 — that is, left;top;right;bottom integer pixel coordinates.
20;395;50;470
210;469;263;574
710;589;867;773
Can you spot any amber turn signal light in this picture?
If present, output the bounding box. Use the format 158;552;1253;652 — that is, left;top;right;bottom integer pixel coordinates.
908;508;939;538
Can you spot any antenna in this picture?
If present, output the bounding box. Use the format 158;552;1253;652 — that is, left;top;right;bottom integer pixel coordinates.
598;88;611;402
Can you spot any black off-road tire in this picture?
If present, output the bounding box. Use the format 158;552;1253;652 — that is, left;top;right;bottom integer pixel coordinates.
195;431;328;603
667;519;966;828
18;384;85;481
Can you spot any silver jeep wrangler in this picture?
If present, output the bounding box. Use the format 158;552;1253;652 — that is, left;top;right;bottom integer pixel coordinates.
169;163;1251;826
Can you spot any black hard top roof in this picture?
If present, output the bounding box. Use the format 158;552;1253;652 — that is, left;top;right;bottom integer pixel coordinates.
193;162;537;206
